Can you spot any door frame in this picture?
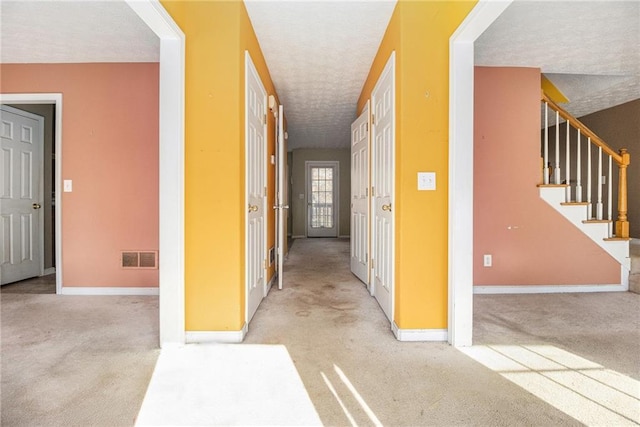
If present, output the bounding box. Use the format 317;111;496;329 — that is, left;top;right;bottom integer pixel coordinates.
1;94;62;293
244;50;268;323
448;0;512;346
305;160;340;237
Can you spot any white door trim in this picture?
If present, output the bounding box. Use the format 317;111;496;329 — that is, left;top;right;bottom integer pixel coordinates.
448;0;512;347
305;160;340;238
126;0;186;347
1;94;63;294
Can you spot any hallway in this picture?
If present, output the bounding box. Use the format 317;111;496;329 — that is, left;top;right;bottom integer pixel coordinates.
241;238;629;426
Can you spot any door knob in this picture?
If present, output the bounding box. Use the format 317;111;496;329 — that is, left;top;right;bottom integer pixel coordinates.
248;204;258;212
381;203;392;212
32;203;42;209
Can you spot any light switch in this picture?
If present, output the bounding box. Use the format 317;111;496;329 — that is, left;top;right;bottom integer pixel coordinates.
417;172;436;191
63;180;73;192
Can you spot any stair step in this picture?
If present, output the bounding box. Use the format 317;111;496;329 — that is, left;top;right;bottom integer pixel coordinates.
583;219;612;224
562;202;589;206
537;184;568;188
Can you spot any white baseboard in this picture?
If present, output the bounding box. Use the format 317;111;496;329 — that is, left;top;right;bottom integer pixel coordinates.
185;323;248;344
392;322;448;342
474;284;627;294
60;287;159;296
43;267;56;275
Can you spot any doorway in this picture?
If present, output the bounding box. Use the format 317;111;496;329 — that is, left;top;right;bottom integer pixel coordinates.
306;161;339;237
1;99;60;293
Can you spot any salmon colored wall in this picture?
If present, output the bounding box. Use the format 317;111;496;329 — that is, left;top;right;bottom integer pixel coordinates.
358;1;477;330
474;67;620;285
161;0;280;331
1;63;159;287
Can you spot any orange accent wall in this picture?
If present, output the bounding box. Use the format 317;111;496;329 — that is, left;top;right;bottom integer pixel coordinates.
473;66;620;285
161;0;279;331
358;1;477;330
1;63;159;287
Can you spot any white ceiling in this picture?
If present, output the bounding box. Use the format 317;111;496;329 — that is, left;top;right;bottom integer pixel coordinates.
1;0;638;149
244;0;396;150
0;1;159;63
475;0;640;120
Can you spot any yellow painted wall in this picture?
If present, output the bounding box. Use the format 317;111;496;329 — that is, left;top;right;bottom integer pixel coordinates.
358;1;477;330
162;0;280;331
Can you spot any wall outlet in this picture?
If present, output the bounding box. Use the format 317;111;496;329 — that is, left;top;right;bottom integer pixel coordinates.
483;254;492;267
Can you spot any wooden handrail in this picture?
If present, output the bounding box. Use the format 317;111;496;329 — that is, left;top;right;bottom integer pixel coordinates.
541;90;630;238
542;91;623;164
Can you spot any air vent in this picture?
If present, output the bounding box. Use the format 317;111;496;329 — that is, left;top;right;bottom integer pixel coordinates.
121;251;158;269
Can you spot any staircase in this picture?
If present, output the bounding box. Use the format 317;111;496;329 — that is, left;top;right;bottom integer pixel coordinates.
540;92;631;286
539;185;630;271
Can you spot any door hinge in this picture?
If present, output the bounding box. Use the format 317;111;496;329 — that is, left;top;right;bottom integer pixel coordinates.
366;187;368;197
365;122;369;133
371;259;374;269
371;114;375;125
366;253;368;262
264;114;267;125
371;186;375;197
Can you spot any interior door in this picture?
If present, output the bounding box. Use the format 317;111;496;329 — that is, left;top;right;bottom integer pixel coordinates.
245;52;267;323
371;52;395;322
350;102;370;286
276;104;288;289
1;105;44;285
306;161;339;237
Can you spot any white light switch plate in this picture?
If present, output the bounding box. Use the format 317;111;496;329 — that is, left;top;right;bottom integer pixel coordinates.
63;180;73;192
417;172;436;191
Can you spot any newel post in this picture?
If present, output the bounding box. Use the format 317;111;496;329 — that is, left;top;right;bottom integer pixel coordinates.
615;148;630;238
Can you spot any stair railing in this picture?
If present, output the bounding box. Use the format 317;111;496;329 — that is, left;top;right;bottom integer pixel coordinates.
541;91;630;238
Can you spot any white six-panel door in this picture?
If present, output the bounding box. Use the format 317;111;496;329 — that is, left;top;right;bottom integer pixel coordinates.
0;105;44;285
371;52;395;322
245;52;268;323
350;101;370;286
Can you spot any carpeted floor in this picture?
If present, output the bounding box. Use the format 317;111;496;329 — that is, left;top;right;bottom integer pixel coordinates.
1;293;159;426
244;238;639;426
2;237;638;426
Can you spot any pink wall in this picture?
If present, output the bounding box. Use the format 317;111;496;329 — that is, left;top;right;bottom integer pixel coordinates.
1;63;159;287
474;66;620;286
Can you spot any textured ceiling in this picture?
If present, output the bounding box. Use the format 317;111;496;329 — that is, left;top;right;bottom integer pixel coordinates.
0;1;159;63
476;0;640;121
244;0;397;150
2;0;637;149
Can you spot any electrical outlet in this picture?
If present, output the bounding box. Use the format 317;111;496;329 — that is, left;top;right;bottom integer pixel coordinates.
483;254;492;267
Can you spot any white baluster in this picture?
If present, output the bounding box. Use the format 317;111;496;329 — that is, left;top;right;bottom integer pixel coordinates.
565;120;571;201
587;138;592;219
608;155;613;237
544;103;549;184
555;111;561;184
597;146;603;220
576;129;582;202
